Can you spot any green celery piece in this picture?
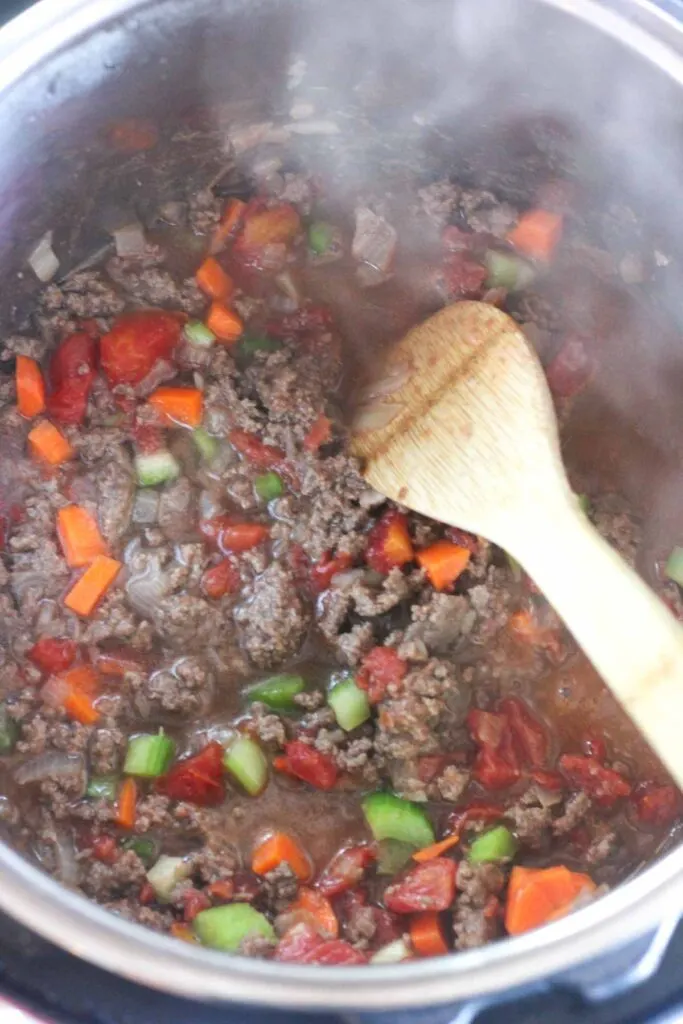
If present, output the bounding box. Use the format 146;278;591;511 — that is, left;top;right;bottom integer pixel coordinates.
194;904;275;952
86;774;118;801
328;676;371;731
362;792;435;848
245;674;305;710
254;472;284;502
308;221;335;255
124;731;175;778
223;736;268;796
468;825;518;863
666;546;683;587
0;704;18;755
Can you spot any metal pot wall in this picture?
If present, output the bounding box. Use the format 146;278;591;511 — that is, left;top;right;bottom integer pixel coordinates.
0;0;682;1012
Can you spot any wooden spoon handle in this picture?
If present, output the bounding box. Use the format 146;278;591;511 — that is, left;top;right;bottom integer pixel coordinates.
512;499;683;788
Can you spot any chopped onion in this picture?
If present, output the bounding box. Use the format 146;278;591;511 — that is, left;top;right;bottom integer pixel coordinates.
352;208;397;273
370;939;411;964
28;232;59;282
198;489;223;521
147;855;192;902
125;554;169;617
15;752;85;785
113;222;147;258
356;361;412;403
353;400;402;434
330;568;370;589
284;120;340;135
53;828;80;886
275;271;301;307
132;489;160;525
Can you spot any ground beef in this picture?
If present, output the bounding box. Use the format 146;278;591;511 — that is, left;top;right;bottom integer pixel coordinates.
435;765;470;802
592;493;642;567
296;455;376;561
376;658;470;764
132;657;214;719
453;862;505;951
249;702;288;746
106;898;174;932
234;562;310;669
89;726;126;774
553;791;592;836
106;258;205;315
402;591;475;654
238;934;276;958
418;180;461;227
261;863;299;914
157;478;198;542
38;271;125;338
81;850;147;901
506;784;563;848
94;452;135;544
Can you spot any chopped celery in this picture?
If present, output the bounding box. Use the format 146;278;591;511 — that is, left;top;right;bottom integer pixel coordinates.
485;250;535;292
134;451;180;487
666;546;683;587
192;428;219;462
376;839;415;876
0;704;18;755
147;855;192;902
328;676;371;731
254;471;284;502
245;673;305;710
308;221;335;255
86;774;118;802
122;836;157;866
124;731;175;778
193;904;275;952
237;334;281;360
362;792;435;848
184;320;216;348
468;825;518;863
370;938;412;964
223;735;268;796
576;493;592;517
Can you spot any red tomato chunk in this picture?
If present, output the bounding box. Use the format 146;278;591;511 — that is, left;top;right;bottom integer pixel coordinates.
316;844;377;897
384;858;457;914
275;741;339;790
157;742;225;806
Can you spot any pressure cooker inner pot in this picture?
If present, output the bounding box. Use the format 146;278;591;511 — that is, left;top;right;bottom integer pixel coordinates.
0;0;681;981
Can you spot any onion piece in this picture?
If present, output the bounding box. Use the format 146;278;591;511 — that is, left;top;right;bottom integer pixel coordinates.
28;231;59;282
132;489;160;525
126;556;169;617
15;752;85;785
284;120;340;135
352;208;397;273
113;222;147;258
370;939;411;964
53;828;80;886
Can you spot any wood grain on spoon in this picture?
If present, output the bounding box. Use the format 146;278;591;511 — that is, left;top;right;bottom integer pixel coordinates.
351;300;683;788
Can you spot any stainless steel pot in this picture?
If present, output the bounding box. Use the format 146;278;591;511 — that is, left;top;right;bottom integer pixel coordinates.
0;0;682;1012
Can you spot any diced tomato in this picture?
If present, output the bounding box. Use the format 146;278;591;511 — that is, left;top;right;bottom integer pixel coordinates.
301;939;368;965
310;551;353;594
229;429;285;470
442;251;488;298
139;881;155;904
582;735;607;762
304;413;332;453
201;559;241;599
90;835;118;864
157;741;225;806
100;311;182;386
559;754;631;807
473;746;520;790
365;510;414;574
370;906;403;948
182;888;211;922
446;802;503;835
50;332;97;389
276;740;338;790
530;769;565;791
467;709;507;749
499;696;548;768
356;646;408;704
46;377;93;426
316;844;377;897
545;336;593;400
384;858;456;914
275;922;325;963
206;879;235;903
632;783;680;826
441;225;474;252
199;516;269;554
132;423;165;455
27;637;78;675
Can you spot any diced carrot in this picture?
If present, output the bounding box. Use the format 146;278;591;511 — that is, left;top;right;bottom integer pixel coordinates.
507;209;563;262
195;257;234;301
170;922;199;943
505;865;596;936
252;832;312;881
64;688;99;725
210;198;247;255
116;777;137;830
62;666;98;696
16;356;46;419
410;911;449;957
412;834;460;863
304;414;332;453
64;555;122;617
417;541;471;591
148;386;204;428
28;420;74;466
290;887;339;938
206;302;244;344
57;506;108;568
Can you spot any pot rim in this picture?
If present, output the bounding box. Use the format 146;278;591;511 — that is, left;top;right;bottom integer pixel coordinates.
0;0;682;1009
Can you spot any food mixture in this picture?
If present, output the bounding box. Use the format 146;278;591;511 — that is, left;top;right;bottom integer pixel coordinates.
0;114;680;966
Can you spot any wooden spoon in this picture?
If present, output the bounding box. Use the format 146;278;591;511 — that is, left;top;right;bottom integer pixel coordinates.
351;300;683;787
